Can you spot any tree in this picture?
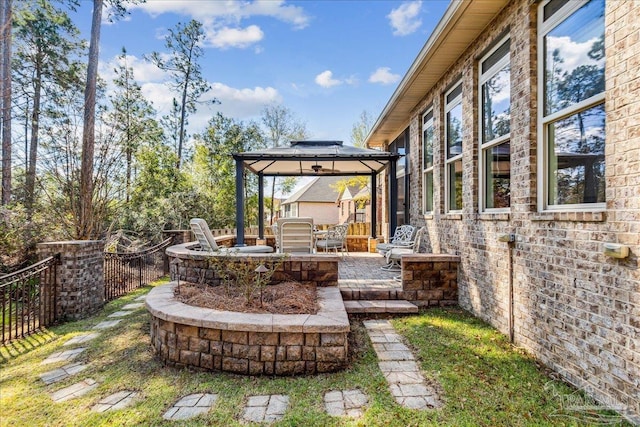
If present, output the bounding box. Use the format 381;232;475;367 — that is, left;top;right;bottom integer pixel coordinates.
13;0;84;216
147;20;216;170
350;110;373;148
192;113;263;228
79;0;141;239
1;0;12;205
333;110;375;211
260;104;308;223
109;47;158;203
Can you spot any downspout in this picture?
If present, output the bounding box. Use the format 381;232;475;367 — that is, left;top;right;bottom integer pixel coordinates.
500;232;515;342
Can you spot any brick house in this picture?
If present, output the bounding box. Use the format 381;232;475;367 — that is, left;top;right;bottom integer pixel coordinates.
366;0;639;421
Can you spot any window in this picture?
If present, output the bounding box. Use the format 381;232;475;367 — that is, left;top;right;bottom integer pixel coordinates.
479;37;511;211
422;109;434;214
539;0;605;210
445;82;463;212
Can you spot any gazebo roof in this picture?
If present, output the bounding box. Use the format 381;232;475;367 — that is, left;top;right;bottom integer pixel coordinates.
233;140;399;176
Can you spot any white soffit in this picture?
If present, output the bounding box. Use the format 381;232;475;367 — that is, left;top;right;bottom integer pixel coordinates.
366;0;511;148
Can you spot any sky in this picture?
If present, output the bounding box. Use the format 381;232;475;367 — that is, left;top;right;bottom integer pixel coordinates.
67;0;450;147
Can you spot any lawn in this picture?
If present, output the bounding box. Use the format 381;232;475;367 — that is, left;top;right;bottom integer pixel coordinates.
0;279;631;426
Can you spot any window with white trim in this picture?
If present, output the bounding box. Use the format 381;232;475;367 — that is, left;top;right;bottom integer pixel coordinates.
445;82;463;212
422;108;434;214
479;37;511;211
539;0;605;210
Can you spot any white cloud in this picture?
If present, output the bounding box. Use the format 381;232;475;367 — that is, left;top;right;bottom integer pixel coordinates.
206;25;264;49
388;1;422;36
132;0;309;28
129;0;309;51
369;67;400;85
315;70;342;88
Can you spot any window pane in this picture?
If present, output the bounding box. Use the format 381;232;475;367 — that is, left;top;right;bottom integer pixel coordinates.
544;0;605;116
447;103;463;158
484;141;511;208
424;171;434;212
482;63;511;143
548;103;605;205
448;160;463;210
423;122;434;169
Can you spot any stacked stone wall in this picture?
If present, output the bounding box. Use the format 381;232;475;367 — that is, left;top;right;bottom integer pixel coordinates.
37;240;105;321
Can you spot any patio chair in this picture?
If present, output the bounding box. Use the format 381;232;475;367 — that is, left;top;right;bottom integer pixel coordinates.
271;224;280;252
377;224;418;255
383;226;427;272
190;218;273;253
277;217;314;254
315;223;349;255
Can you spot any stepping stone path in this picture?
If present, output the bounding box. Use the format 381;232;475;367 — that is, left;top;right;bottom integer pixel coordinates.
134;295;146;301
63;332;100;346
108;310;133;318
92;319;122;330
51;378;98;402
242;395;289;423
92;391;138;412
40;363;88;385
41;347;86;365
324;389;368;418
122;302;144;310
363;319;442;410
162;393;218;421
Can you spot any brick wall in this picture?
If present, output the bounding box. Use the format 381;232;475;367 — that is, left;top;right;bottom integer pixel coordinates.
392;0;639;419
37;241;105;321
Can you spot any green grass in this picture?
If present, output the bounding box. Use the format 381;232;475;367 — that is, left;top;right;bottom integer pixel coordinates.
0;281;631;426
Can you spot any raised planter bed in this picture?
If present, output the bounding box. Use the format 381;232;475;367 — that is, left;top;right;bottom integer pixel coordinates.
146;283;350;375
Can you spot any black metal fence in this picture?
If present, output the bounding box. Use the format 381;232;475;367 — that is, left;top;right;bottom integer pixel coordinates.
103;237;172;301
0;255;59;344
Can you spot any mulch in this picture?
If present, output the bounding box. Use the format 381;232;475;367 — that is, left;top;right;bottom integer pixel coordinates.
174;281;318;315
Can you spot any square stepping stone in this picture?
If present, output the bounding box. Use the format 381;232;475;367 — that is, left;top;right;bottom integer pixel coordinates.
121;302;144;310
40;363;88;385
92;390;138;412
41;348;86;365
162;393;218;420
92;319;122;330
63;333;100;346
51;378;98;402
134;295;146;301
324;389;368;418
243;394;289;423
108;311;132;318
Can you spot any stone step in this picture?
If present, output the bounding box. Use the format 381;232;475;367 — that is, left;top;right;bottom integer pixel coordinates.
340;288;403;301
343;300;418;314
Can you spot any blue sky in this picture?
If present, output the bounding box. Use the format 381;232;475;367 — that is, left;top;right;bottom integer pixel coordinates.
68;0;450;146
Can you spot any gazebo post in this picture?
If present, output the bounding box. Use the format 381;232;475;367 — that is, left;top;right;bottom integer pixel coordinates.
389;159;398;235
235;157;245;246
258;172;264;239
370;172;377;239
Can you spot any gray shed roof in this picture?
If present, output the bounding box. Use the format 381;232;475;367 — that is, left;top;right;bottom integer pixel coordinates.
233;140;399;176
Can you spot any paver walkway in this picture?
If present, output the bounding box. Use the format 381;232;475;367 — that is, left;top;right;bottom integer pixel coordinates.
41;347;86;365
242;395;289;423
63;332;100;346
324;389;368;418
92;391;138;412
162;393;218;420
363;319;442;410
40;362;88;385
51;378;98;402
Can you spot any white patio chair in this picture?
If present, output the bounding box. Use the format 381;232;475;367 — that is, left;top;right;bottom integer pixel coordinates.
190;218;273;253
383;226;428;272
277;217;314;254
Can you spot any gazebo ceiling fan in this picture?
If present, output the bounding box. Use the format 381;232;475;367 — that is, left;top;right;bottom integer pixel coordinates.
302;160;339;174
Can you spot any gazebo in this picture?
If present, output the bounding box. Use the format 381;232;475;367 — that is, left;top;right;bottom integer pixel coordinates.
232;140;401;246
